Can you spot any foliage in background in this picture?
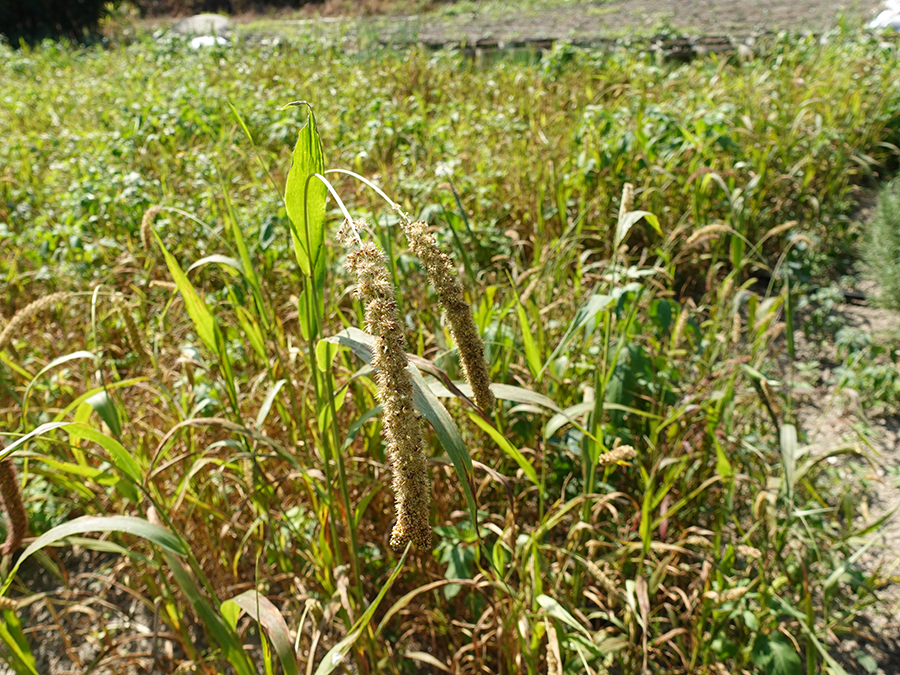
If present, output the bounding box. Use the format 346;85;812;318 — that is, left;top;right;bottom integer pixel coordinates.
0;0;122;45
0;27;897;675
863;178;900;310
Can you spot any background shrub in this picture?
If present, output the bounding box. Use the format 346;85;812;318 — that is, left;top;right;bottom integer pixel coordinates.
0;0;118;44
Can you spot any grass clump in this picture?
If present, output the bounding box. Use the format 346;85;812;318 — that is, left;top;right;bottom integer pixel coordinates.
863;178;900;309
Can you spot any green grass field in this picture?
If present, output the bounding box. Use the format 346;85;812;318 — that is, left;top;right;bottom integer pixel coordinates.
0;25;899;674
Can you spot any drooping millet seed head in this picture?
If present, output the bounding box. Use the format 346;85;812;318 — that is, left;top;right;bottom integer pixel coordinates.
597;444;637;466
0;292;69;353
117;295;151;365
342;225;432;552
401;221;495;413
618;183;634;223
140;205;163;253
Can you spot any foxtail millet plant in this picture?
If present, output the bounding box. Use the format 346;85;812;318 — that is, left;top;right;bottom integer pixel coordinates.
117;294;152;365
0;292;69;352
341;222;433;551
401;220;495;413
0;459;27;556
140;205;163;253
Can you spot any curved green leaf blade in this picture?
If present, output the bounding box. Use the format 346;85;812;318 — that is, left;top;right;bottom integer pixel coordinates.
222;591;298;675
314;544;409;675
1;515;187;596
153;232;217;352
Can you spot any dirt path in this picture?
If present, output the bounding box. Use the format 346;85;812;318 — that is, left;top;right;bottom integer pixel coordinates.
367;0;886;46
794;294;900;674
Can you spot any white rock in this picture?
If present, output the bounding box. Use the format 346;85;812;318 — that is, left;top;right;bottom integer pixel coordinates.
190;35;230;49
868;9;900;29
173;13;234;37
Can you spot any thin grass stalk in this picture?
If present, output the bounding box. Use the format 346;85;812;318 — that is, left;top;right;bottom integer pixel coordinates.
298;184;345;593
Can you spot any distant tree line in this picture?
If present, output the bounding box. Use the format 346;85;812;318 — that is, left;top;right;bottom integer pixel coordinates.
0;0;331;45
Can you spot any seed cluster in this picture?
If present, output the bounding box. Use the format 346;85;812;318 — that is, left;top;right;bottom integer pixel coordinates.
0;292;69;352
402;221;495;413
597;444;637;466
343;232;432;551
118;295;151;364
618;182;634;222
140;205;163;252
0;459;27;556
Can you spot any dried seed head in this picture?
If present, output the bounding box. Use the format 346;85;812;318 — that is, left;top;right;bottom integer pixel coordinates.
401;221;494;412
682;535;712;548
597;445;637;466
671;299;693;349
732;310;742;345
737;544;762;560
0;292;69;353
117;295;151;364
342;230;432;551
0;460;27;557
0;596;17;611
753;491;769;521
719;587;749;603
583;559;619;598
141;205;163;252
618;183;635;223
686;224;731;245
720;277;734;303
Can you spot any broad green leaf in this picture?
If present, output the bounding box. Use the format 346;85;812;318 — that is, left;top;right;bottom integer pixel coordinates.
469;413;539;486
536;594;591;638
516;301;542;378
614;210;661;251
85;390;122;439
316;339;342;373
0;614;38;675
284;102;327;343
780;423;798;499
222;591;298;675
752;633;802;675
284;103;326;277
154;232;217;352
314;544;409;675
74;424;142;485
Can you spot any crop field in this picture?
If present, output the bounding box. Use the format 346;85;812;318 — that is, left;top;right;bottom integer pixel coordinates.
1;18;900;675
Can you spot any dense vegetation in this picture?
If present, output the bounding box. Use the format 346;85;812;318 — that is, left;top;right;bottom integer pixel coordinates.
0;27;899;674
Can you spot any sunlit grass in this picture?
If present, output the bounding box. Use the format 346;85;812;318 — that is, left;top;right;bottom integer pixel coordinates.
0;27;897;674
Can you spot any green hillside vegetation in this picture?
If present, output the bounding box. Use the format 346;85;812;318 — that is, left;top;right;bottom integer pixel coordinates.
0;27;899;674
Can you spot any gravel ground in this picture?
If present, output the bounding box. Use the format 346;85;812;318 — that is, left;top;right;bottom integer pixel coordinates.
368;0;887;45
